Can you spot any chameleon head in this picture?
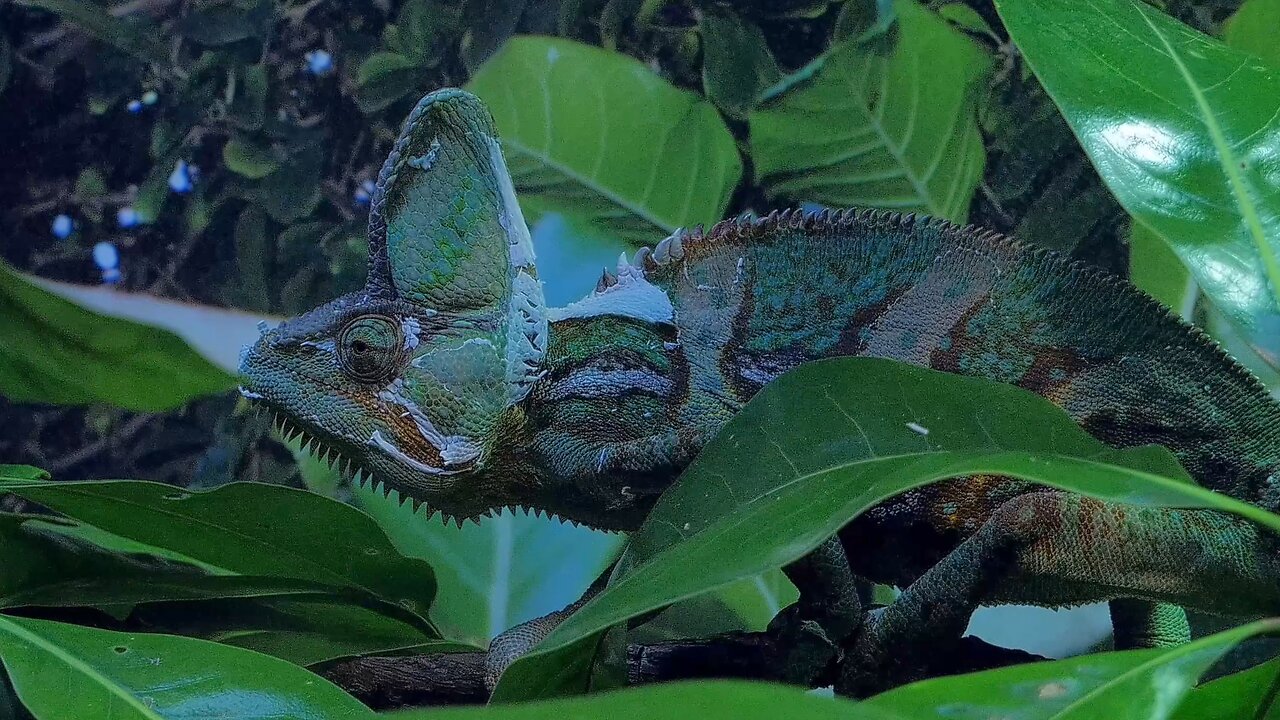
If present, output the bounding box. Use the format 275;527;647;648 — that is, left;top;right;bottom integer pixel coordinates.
238;88;547;522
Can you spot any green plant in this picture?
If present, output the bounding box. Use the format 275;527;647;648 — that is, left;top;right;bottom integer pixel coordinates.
1;0;1278;716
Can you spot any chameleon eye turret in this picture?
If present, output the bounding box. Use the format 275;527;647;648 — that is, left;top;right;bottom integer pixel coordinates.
338;315;403;383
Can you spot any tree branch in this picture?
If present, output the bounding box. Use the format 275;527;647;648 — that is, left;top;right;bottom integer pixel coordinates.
320;633;1046;711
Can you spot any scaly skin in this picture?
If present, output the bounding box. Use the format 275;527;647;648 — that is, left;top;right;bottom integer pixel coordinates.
239;89;1280;694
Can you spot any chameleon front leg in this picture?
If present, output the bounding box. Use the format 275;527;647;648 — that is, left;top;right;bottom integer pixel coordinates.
485;563;613;690
837;491;1280;697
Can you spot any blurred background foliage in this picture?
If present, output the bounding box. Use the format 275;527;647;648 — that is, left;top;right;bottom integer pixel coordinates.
0;0;1277;666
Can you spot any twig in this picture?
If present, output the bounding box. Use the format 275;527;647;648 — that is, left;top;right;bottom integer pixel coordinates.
44;414;154;475
320;633;1047;711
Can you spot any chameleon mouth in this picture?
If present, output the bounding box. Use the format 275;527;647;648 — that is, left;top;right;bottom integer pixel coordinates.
253;403;494;528
243;390;586;529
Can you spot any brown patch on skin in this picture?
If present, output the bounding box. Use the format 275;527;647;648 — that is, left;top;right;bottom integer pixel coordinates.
383;402;448;468
927;294;992;375
722;269;760;401
1018;346;1099;402
832;285;911;357
927;474;1011;531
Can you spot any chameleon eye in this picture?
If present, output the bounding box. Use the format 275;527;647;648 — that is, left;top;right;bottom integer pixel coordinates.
338;315;402;383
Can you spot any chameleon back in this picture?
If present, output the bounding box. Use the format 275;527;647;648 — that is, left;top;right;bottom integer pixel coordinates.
643;209;1280;508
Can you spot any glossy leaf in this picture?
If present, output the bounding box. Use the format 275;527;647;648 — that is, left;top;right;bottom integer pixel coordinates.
0;477;439;622
467;36;743;245
1172;657;1280;720
995;0;1280;367
1224;0;1280;67
1129;221;1196;319
398;680;899;720
866;620;1280;719
16;0;167;65
492;358;1280;701
750;0;991;222
0;260;235;411
0;615;373;719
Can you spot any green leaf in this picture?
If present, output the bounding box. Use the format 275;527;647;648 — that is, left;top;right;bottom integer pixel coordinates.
254;155;322;223
16;0;167;65
866;620;1280;719
995;0;1280;368
1224;0;1280;68
0;513;203;608
1129;220;1196;319
492;358;1280;701
750;0;992;222
0;615;373;719
467;36;743;245
0;477;439;622
699;10;782;120
0;260;235;411
354;52;421;114
129;595;464;667
1172;657;1280;720
353;483;623;646
397;680;899;720
0;465;47;481
223;138;279;179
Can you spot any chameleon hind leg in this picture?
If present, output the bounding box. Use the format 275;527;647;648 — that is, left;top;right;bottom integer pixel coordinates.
1109;599;1190;649
837;490;1280;696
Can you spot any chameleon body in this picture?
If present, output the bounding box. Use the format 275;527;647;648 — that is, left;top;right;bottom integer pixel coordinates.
239;89;1280;692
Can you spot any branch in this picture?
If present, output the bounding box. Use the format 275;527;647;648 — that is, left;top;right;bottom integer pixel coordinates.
320;633;1046;711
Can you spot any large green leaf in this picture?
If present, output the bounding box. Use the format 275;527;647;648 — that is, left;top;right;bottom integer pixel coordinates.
0;476;439;623
29;275;271;375
995;0;1280;368
0;615;373;719
467;36;743;245
16;0;167;65
0;261;236;411
866;619;1280;719
492;358;1280;701
353;484;623;646
397;680;900;720
749;0;992;222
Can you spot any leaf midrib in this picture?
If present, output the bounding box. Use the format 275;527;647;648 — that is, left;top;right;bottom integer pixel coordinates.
0;616;163;720
1134;2;1280;310
18;484;366;595
540;447;1280;653
1049;618;1280;718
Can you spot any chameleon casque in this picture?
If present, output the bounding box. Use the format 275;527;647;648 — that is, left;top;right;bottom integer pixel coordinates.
239;88;1280;694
